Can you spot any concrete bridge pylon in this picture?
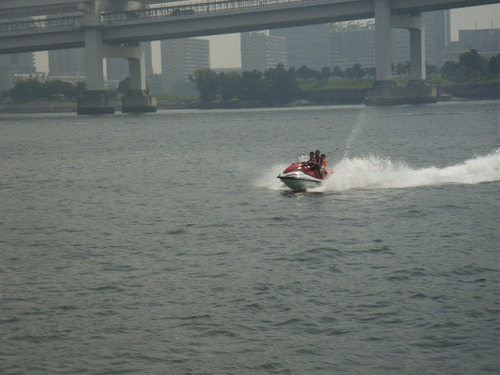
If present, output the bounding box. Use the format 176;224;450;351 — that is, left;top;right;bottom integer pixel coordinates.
368;0;436;105
77;0;156;114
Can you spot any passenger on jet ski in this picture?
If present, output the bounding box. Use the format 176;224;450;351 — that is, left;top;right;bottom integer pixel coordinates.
320;154;328;173
310;149;323;179
307;151;315;164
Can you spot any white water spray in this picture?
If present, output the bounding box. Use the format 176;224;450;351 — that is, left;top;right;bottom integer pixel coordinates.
262;150;500;192
319;150;500;192
343;111;366;159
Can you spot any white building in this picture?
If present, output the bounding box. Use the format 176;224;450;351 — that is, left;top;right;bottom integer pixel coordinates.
241;31;287;72
161;38;210;92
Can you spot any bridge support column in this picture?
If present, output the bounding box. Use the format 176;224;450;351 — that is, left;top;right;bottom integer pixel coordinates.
409;26;425;81
122;44;156;113
370;0;396;100
77;2;115;115
374;0;392;83
367;6;436;105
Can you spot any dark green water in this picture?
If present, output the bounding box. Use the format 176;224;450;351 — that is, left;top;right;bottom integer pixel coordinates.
1;101;499;374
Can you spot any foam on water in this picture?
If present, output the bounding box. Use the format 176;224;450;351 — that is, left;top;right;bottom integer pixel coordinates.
265;149;500;192
256;162;291;191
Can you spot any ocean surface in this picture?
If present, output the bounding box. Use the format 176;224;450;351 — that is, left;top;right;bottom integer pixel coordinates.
0;101;499;375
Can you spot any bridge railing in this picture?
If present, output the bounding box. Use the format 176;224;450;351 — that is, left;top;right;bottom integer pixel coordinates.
0;0;317;34
0;15;82;34
101;0;315;23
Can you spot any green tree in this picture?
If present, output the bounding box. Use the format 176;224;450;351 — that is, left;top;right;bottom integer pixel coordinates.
426;63;439;76
45;80;77;99
458;49;484;81
365;67;376;78
189;69;219;103
297;65;319;81
441;61;462;81
352;63;365;79
264;63;300;104
332;66;344;79
319;66;332;81
395;61;410;77
219;71;241;102
297;65;309;80
488;54;500;77
8;79;44;102
7;79;86;102
117;77;130;95
239;70;266;101
344;67;354;80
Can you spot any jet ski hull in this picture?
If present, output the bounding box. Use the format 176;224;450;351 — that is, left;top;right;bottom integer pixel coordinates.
277;161;332;191
278;172;323;191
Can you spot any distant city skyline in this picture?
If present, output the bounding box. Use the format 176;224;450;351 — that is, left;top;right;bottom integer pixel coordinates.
34;4;499;72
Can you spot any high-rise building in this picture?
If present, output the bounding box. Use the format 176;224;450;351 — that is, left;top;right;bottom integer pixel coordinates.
328;10;449;70
425;10;450;67
49;48;86;77
0;52;35;90
161;38;210;92
271;24;330;70
329;22;376;70
240;31;287;72
392;10;450;67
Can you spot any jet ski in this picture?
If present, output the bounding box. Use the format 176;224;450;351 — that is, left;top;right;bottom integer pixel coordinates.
277;161;333;191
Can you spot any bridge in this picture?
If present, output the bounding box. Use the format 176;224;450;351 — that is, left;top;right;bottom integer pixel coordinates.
1;0;498;112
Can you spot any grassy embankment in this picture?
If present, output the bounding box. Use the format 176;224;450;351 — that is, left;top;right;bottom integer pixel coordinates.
299;76;500;103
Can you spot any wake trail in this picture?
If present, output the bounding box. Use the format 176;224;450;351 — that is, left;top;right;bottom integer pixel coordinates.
320;150;500;192
261;150;500;192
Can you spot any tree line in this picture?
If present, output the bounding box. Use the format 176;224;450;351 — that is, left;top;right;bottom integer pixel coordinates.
189;62;381;104
190;63;300;104
441;49;500;82
1;79;87;103
2;50;498;104
190;50;500;104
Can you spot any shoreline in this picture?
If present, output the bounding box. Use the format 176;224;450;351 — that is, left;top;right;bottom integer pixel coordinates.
0;93;500;115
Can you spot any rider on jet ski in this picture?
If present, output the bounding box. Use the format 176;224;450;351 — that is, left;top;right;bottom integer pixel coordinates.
306;150;323;179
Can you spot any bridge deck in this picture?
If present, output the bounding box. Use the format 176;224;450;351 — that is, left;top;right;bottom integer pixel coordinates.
0;0;498;54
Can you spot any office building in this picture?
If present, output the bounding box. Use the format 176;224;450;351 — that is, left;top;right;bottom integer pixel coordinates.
0;52;35;90
49;48;86;77
329;22;376;70
240;31;287;72
445;28;500;62
161;38;210;92
329;10;449;70
271;24;330;70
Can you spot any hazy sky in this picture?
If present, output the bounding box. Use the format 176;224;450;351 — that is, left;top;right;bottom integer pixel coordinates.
35;4;499;72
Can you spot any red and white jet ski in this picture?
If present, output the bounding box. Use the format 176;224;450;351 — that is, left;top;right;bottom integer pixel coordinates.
277;161;333;191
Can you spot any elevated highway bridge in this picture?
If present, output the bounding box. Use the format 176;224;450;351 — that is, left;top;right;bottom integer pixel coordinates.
1;0;498;112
